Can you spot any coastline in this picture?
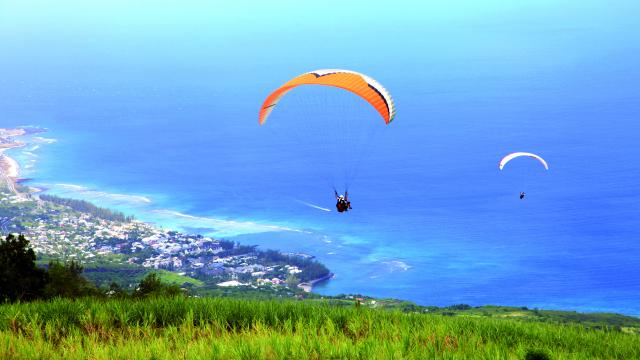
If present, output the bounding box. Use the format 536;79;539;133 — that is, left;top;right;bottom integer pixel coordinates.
0;152;20;179
3;126;638;316
298;272;334;293
1;126;338;294
0;129;29;194
0;128;27;180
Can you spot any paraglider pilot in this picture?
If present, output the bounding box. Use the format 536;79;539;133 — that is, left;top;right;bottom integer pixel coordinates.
520;192;526;200
334;190;352;212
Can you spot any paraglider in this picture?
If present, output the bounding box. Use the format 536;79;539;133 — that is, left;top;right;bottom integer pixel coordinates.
260;69;395;212
499;152;548;199
334;190;352;212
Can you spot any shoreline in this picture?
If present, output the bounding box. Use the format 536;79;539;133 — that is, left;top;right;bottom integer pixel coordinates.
298;272;334;293
3;127;638;317
0;152;20;179
0;128;28;180
1;126;339;295
0;129;28;194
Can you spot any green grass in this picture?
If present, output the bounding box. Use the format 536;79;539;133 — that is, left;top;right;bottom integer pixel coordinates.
0;297;638;359
56;262;204;290
155;269;204;287
420;305;640;334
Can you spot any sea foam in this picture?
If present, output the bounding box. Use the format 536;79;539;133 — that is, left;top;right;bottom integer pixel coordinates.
52;183;153;204
149;209;297;237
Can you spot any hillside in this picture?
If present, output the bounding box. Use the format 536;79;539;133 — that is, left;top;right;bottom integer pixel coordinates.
1;297;639;359
0;183;331;294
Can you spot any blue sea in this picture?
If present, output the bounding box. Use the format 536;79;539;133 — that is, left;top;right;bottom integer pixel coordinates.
1;1;639;315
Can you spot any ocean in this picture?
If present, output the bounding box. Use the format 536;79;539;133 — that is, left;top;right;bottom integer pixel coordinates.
1;0;639;315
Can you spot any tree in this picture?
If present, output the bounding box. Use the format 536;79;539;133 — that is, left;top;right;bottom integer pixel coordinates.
106;282;128;298
133;273;182;298
38;194;133;222
0;234;48;302
44;260;100;298
219;240;235;251
285;274;300;288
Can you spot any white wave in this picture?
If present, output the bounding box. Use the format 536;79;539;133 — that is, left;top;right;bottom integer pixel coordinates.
55;183;87;191
293;199;331;212
52;183;152;204
28;145;40;151
46;183;300;237
320;235;333;244
150;209;297;237
382;260;411;272
22;151;37;157
32;137;57;144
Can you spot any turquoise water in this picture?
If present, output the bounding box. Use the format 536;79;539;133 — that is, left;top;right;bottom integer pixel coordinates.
1;1;639;314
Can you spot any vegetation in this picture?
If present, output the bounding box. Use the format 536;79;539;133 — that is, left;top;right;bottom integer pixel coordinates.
44;260;102;299
422;304;640;334
155;269;205;287
38;194;134;222
0;297;638;359
0;234;186;302
217;241;258;257
2;189;331;288
132;273;183;298
78;262;203;290
258;249;331;282
0;234;47;302
79;261;148;289
1;233;639;358
1;221;639;358
194;283;310;300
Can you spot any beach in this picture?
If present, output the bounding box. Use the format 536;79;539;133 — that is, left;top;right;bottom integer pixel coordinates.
0;128;28;193
0;151;20;194
0;153;20;179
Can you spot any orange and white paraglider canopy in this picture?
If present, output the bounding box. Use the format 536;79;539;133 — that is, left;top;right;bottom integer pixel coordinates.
259;69;396;125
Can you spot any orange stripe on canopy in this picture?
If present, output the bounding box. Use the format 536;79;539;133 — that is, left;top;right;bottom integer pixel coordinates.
259;70;395;125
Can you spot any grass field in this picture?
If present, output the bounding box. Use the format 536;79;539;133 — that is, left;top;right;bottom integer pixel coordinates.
1;297;638;359
155;270;204;287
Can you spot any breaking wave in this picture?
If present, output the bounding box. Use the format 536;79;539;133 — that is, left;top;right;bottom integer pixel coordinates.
32;136;57;144
52;183;153;204
149;209;298;237
382;260;411;272
38;183;300;238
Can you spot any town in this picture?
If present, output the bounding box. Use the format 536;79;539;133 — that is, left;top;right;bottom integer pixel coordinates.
0;181;331;294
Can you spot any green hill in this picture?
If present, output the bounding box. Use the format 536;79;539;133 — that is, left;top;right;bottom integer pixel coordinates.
1;297;638;359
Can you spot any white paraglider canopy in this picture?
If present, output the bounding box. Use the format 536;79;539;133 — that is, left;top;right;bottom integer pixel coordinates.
499;152;549;170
